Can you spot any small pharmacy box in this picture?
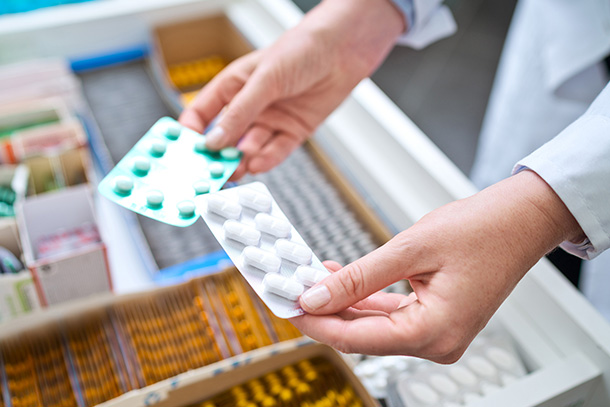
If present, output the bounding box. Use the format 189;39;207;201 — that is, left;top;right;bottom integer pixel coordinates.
16;184;112;305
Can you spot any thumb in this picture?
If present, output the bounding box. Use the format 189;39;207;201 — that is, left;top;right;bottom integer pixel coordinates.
204;69;278;150
299;242;409;314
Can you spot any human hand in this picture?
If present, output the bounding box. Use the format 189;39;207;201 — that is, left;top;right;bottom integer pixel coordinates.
179;0;405;179
291;171;584;363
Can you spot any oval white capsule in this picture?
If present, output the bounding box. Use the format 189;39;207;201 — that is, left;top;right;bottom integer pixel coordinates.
408;382;440;405
467;356;497;381
242;246;281;274
448;366;477;387
263;273;304;301
486;346;517;371
275;239;312;264
428;374;459;396
223;220;261;246
295;265;330;286
254;213;291;238
207;195;242;219
238;188;272;212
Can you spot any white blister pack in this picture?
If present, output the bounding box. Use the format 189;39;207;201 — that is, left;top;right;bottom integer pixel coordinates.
197;181;331;318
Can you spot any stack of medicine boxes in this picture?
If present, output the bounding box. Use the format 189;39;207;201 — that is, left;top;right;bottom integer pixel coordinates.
0;59;111;317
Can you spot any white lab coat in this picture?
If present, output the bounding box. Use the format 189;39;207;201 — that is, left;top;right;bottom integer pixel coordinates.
468;0;610;318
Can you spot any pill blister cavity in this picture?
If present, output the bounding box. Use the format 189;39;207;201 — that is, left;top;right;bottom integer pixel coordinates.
220;147;241;160
408;382;440;405
467;356;497;380
113;175;134;195
150;140;167;157
207;195;242;219
243;246;281;274
239;188;272;213
209;162;225;178
254;213;291;238
194;138;207;153
165;123;181;140
486;347;516;371
223;220;261;246
448;366;477;387
428;374;459;396
263;273;304;301
193;181;211;195
275;239;312;264
146;190;164;208
295;265;330;286
177;200;196;218
132;156;151;176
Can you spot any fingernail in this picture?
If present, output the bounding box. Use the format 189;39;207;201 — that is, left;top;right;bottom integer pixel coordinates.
205;126;225;149
301;285;331;311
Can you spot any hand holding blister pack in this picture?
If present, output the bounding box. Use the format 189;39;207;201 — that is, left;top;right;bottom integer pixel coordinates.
198;182;331;318
98;117;241;227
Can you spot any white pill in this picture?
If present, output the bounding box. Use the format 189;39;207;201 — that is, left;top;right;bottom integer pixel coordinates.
207;195;241;219
132;156;151;175
295;265;330;286
209;162;225;178
448;366;477;387
223;220;261;246
462;392;483;404
220;147;241;160
243;246;281;274
408;382;440;405
481;381;501;396
194;139;208;153
146;190;164;207
429;374;459;396
486;347;517;371
254;213;291;238
500;372;518;386
150;140;167;156
193;181;210;195
113;175;133;195
275;239;312;264
238;188;272;212
177;200;195;218
467;356;497;380
262;273;304;301
165;123;181;140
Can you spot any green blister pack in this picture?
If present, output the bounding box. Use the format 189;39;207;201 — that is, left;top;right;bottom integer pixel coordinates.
98;117;241;227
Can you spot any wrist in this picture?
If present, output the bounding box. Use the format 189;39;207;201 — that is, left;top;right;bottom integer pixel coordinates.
307;0;404;77
493;171;585;256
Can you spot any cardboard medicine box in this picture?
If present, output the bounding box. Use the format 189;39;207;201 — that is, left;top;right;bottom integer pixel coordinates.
0;214;40;323
16;184;112;306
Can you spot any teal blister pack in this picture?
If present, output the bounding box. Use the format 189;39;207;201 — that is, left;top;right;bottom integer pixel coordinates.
98;117;241;227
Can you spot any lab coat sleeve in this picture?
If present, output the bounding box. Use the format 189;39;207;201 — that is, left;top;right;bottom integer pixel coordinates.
390;0;457;50
513;83;610;260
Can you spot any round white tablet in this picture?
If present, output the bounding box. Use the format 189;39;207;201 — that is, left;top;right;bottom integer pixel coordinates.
113;175;133;195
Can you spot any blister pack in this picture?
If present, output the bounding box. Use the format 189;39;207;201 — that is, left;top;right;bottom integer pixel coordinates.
385;330;527;407
198;182;331;318
98;117;241;227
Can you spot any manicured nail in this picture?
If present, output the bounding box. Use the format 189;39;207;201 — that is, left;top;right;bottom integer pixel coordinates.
301;285;331;311
205;126;225;149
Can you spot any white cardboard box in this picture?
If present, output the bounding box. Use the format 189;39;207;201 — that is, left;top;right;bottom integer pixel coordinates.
16;183;111;305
